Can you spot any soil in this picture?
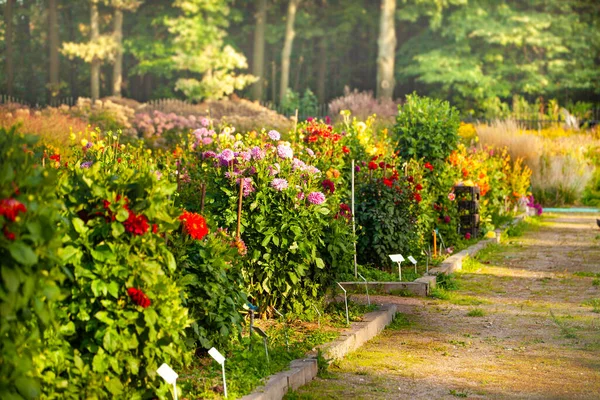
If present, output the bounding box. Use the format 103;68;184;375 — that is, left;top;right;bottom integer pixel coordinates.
290;214;600;399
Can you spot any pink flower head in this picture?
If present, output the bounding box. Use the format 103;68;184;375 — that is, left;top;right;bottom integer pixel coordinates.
297;191;305;200
219;149;235;162
271;178;289;191
307;191;326;205
201;117;210;127
306;148;315;157
236;177;255;197
448;192;456;201
268;130;281;141
250;146;265;160
465;232;472;240
277;144;293;159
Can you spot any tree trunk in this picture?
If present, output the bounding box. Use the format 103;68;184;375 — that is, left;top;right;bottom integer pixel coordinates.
280;0;300;103
48;0;60;103
90;1;100;102
20;0;34;103
5;0;14;96
376;0;396;100
112;8;123;97
316;37;327;103
251;0;267;101
66;5;78;99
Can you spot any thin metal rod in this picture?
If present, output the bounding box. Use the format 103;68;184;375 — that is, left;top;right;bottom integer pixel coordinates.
222;362;228;398
337;282;349;325
358;273;370;306
352;159;357;278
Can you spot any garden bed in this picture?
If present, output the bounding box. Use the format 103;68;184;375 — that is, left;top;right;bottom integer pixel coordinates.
177;301;377;399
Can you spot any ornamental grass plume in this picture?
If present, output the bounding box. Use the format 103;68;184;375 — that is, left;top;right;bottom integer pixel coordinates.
127;287;151;308
179;211;209;240
307;191;326;205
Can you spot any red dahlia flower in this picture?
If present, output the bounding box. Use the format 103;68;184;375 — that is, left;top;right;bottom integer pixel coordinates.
424;162;434;171
414;193;422;203
124;210;149;236
342;146;350;154
465;232;472;240
322;179;335;194
383;178;393;188
368;161;378;170
50;154;61;163
127;287;151;308
415;183;423;191
407;176;414;183
0;198;27;221
444;215;451;224
3;228;16;241
179;211;209;240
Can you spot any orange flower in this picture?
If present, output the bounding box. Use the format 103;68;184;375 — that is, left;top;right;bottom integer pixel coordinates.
179;211;209;240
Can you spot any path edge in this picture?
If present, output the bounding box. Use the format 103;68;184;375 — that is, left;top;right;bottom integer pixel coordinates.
239;304;397;400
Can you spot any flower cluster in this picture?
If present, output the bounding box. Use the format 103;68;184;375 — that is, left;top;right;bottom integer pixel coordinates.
307;191;326;205
0;198;27;222
271;178;289;191
127;287;151;308
124;210;150;236
179;211;209;240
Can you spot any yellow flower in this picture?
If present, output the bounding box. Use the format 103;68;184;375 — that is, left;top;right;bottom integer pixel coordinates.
223;127;231;135
69;132;76;141
81;139;88;147
91;132;97;139
235;133;242;141
485;231;496;239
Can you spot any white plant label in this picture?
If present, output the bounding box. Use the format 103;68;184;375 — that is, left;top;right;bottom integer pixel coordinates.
389;254;405;262
407;256;417;265
157;363;178;385
208;347;225;365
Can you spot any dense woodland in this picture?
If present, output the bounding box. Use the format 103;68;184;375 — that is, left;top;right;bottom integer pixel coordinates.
1;0;599;113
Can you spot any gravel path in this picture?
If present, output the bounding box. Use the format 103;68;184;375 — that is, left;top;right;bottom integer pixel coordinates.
290;214;600;399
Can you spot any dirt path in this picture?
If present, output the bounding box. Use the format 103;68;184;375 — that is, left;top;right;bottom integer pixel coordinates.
290;214;600;400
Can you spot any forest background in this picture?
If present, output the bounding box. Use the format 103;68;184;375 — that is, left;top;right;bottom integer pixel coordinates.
1;0;599;118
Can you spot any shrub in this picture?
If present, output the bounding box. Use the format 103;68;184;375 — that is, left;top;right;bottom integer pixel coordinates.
67;97;136;136
0;105;93;154
329;87;399;121
0;128;65;400
355;158;420;270
36;143;191;399
171;228;247;349
393;93;460;162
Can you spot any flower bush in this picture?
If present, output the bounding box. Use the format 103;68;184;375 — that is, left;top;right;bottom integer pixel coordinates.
0;128;65;400
36;143;191;399
393;93;460;162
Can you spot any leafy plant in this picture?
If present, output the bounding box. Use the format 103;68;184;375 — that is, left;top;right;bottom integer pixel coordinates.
37;141;191;399
0;128;66;400
393;93;460;162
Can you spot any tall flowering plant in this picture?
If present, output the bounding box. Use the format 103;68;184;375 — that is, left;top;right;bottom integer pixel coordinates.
36;139;190;399
181;129;353;315
0;128;65;400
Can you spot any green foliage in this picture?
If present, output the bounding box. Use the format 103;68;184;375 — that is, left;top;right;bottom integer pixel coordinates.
393;93;460;162
466;308;485;317
0;128;65;400
172;230;247;350
355;173;419;270
36;144;191;399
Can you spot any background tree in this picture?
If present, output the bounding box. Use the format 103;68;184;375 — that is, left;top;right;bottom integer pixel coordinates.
376;0;396;100
251;0;267;101
48;0;60;103
108;0;142;97
280;0;301;103
4;0;15;96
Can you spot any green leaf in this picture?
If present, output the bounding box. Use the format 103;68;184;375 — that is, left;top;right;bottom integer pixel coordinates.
103;330;118;353
108;281;120;298
105;378;123;395
95;311;114;325
72;217;87;234
116;209;129;222
315;258;325;269
111;222;125;238
15;377;41;400
1;266;20;293
8;242;38;266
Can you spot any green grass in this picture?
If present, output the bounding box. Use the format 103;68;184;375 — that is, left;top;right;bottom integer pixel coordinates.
338;264;421;283
550;311;578;339
582;298;600;313
466;308;486;317
449;389;469;397
386;313;412;330
573;271;600;278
